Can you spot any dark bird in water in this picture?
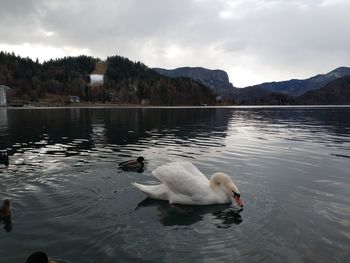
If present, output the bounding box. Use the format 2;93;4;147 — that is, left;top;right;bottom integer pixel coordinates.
0;199;11;218
0;152;9;166
26;251;57;263
119;156;145;172
0;199;12;232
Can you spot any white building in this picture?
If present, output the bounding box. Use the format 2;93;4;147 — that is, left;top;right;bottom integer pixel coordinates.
0;85;10;106
69;96;80;103
89;74;104;87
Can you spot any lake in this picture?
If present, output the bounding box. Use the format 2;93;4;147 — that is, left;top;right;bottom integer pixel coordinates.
0;106;349;263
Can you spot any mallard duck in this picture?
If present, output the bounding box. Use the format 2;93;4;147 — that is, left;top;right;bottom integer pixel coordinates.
0;199;11;218
132;161;243;207
0;152;9;166
119;156;145;171
26;252;57;263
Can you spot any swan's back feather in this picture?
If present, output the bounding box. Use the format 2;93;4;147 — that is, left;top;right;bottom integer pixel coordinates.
152;161;209;197
132;182;168;200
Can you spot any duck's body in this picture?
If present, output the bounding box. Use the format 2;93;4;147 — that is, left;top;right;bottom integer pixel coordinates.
26;252;57;263
132;161;243;206
0;152;9;166
119;156;144;171
0;199;11;218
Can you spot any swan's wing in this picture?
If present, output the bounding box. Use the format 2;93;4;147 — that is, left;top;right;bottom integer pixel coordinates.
152;161;209;196
180;161;209;181
132;182;168;200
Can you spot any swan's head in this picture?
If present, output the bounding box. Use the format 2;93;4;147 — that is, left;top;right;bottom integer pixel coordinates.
211;173;243;207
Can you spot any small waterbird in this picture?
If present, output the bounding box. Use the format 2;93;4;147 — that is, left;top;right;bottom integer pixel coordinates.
0;199;11;218
0;152;9;166
119;156;145;171
26;252;57;263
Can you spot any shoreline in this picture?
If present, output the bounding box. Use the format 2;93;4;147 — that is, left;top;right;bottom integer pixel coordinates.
1;104;350;109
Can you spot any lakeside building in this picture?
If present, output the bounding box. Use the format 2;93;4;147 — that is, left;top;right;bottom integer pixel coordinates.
69;96;80;103
89;74;104;87
0;85;11;106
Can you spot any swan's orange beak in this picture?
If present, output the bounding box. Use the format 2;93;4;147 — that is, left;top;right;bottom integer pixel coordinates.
234;196;243;207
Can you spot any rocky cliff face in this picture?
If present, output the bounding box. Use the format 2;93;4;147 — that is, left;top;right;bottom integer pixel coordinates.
153;67;237;98
154;67;229;83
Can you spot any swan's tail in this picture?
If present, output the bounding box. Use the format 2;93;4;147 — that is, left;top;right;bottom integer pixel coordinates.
132;182;168;200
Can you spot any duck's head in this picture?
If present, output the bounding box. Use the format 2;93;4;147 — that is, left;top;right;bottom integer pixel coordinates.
26;251;57;263
2;199;10;209
0;152;9;165
137;156;145;163
211;173;243;207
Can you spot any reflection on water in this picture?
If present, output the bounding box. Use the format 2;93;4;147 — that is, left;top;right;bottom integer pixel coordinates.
136;198;243;227
0;216;12;233
0;107;350;263
0;109;7;132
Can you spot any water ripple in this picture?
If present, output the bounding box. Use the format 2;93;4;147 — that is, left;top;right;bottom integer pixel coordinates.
1;107;350;263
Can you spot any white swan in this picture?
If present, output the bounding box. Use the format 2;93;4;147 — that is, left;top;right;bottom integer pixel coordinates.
132;161;243;206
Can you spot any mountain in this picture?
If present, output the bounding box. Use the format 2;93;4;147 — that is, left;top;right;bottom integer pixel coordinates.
246;67;350;96
0;51;216;105
231;86;271;104
153;67;237;99
235;74;350;105
299;75;350;105
154;66;350;105
2;50;349;106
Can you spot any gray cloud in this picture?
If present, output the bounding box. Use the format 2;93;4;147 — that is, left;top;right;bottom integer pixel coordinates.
1;0;349;86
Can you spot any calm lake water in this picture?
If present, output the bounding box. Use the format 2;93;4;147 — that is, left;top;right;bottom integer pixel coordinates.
0;107;349;263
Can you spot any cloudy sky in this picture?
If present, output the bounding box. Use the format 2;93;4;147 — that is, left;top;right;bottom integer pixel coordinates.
1;0;349;87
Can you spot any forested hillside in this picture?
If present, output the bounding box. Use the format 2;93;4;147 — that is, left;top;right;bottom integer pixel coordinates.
245;67;350;96
105;56;217;105
235;76;350;105
0;52;216;105
154;67;237;100
299;75;350;105
0;51;97;102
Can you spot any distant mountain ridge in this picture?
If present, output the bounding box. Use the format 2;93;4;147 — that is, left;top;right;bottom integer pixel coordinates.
246;67;350;96
155;66;350;105
153;67;237;98
154;67;350;104
234;74;350;105
299;74;350;105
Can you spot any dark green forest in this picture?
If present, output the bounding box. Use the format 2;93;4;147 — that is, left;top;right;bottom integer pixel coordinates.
0;51;216;105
